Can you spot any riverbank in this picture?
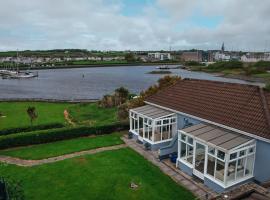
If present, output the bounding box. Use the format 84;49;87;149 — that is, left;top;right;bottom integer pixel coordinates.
0;62;182;71
186;64;268;86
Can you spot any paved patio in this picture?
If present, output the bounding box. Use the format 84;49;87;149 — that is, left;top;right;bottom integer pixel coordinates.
122;136;218;200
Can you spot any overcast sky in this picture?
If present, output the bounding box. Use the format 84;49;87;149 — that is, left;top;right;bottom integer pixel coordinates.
0;0;270;51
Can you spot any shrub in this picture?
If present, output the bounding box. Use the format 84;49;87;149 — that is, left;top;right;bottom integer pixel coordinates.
0;123;64;136
264;81;270;91
207;61;243;71
0;177;24;200
0;122;129;149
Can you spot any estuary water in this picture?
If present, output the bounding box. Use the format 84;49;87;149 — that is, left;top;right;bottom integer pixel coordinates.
0;65;256;100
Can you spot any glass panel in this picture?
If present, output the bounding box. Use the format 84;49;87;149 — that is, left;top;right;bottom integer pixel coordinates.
163;119;169;124
215;160;225;182
217;150;225;160
148;120;152;125
162;125;169;140
180;142;187;158
181;134;187;141
248;147;254;154
208;147;215;155
239;150;246;157
230;153;237;160
227;161;236;184
171;118;176;123
188;137;193;145
207;155;215;177
139;117;143;137
154;126;162;142
236;158;245;179
245;155;254;176
194;143;206;174
186;145;193;164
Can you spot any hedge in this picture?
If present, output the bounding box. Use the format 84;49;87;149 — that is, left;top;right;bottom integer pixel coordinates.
0;123;64;136
0;122;129;149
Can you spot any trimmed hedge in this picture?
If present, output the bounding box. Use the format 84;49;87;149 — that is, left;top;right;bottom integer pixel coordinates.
0;122;129;149
0;123;65;136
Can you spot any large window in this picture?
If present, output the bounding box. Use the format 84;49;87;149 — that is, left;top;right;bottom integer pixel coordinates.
130;110;177;143
226;145;255;185
153;117;177;142
205;142;256;187
206;148;226;183
179;133;194;165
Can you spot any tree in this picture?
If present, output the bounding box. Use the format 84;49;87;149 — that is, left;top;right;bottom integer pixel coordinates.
117;75;181;120
114;87;129;105
26;106;38;126
124;53;136;62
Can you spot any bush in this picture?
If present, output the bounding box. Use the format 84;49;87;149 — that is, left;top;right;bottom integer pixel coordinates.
0;122;129;149
0;123;64;136
253;61;270;70
0;177;24;200
207;61;243;71
184;61;204;66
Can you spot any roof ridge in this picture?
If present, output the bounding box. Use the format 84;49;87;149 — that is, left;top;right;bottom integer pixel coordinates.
259;88;270;131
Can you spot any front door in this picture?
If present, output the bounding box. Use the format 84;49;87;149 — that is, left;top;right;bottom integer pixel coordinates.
193;142;206;179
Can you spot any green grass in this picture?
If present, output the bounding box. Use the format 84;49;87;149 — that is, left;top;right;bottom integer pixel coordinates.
0;102;118;130
0;102;69;130
0;148;194;200
0;132;124;160
68;103;118;126
253;72;270;78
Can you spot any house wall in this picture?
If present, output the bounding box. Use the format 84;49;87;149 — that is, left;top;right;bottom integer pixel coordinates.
177;160;193;176
254;140;270;183
177;114;201;129
159;114;201;158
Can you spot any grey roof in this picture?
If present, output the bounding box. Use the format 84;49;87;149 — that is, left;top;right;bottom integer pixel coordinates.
131;105;174;119
181;124;252;151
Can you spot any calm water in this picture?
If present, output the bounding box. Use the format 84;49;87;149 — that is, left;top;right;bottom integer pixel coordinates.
0;65;257;100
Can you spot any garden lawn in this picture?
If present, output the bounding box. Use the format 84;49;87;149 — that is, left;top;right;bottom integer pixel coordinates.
0;132;124;160
0;148;195;200
0;102;118;130
0;102;69;130
67;103;118;126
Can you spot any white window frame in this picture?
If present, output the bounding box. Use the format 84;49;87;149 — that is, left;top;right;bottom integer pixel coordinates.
177;130;257;189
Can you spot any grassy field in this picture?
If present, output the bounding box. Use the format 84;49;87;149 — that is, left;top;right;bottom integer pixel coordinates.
0;132;124;160
0;102;118;130
68;103;118;126
0;148;194;200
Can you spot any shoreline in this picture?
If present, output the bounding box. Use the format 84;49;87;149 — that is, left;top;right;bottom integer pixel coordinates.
1;62;182;71
0;98;99;103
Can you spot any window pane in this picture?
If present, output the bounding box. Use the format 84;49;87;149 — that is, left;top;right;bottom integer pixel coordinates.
248;147;254;154
236;158;245;179
230;153;237;160
245;155;254;177
171;118;176;123
227;161;236;184
208;147;215;155
180;142;187;158
181;134;187;141
217;150;225;160
148;120;152;125
188;137;193;145
207;155;215;177
215;160;225;182
239;150;246;157
186;145;193;164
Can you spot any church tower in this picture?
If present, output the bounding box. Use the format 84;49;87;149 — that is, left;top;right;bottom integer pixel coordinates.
221;42;225;52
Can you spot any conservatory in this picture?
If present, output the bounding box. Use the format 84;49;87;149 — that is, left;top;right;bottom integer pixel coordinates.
129;105;177;144
178;124;256;189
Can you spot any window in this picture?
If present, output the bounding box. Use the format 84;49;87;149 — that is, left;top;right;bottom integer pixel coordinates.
217;150;225;160
208;147;215;155
179;133;194;165
153;116;177;142
225;143;256;185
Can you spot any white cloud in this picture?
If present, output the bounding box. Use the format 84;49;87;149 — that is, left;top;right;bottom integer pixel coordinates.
0;0;269;51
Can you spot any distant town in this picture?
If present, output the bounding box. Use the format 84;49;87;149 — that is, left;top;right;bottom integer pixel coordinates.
1;43;270;69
